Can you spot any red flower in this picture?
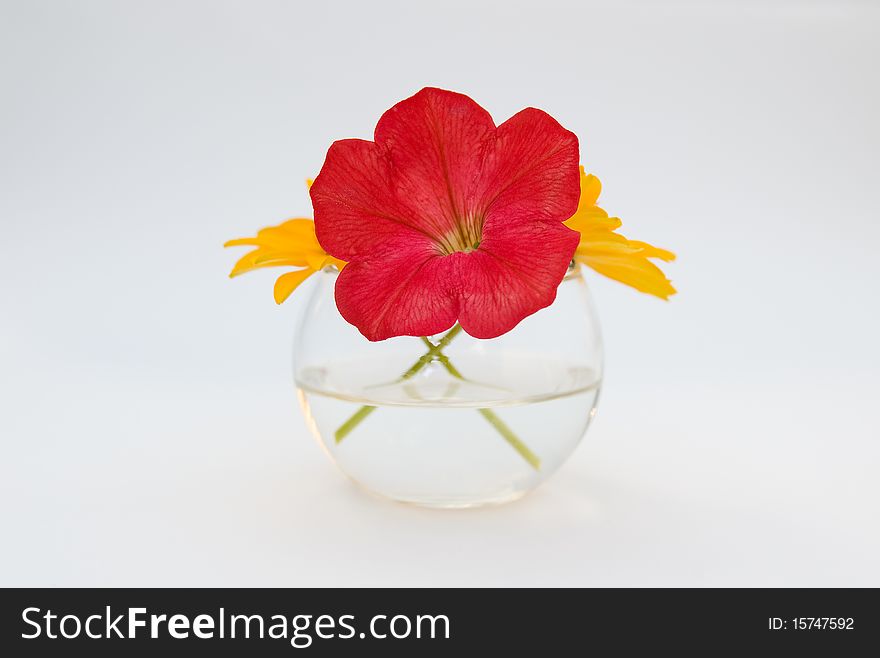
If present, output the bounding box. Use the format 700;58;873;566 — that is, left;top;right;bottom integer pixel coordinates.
310;87;581;341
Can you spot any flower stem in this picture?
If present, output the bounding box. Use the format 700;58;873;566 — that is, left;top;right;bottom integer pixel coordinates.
422;338;541;471
334;405;377;442
334;325;463;442
419;337;466;380
477;408;541;470
423;347;542;471
332;323;542;471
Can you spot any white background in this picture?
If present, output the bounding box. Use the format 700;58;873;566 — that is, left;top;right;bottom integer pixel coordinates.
2;0;878;586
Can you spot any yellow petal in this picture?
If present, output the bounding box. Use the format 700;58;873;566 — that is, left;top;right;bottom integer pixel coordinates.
229;247;312;277
581;254;677;300
566;209;621;234
224;237;262;248
575;236;637;259
578;167;602;209
226;219;332;271
273;269;315;304
568;168;676;299
628;240;676;262
322;255;347;271
302;248;330;270
251;251;310;267
228;250;261;277
226;190;346;304
278;218;320;237
255;224;318;250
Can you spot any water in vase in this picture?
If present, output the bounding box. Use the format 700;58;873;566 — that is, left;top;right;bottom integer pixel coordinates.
296;353;600;507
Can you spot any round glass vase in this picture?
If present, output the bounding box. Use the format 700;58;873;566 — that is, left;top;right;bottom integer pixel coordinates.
293;263;603;508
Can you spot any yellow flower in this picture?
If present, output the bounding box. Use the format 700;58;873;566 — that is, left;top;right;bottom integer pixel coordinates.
565;166;676;299
224;181;345;304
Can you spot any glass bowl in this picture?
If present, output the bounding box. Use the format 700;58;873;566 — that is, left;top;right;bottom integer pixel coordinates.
293;263;603;508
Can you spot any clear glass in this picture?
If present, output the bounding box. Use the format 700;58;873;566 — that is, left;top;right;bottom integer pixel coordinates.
293;263;603;508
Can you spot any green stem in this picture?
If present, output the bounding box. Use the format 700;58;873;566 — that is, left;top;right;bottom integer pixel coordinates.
335;325;462;442
477;408;541;470
420;337;466;380
333;323;541;471
430;323;463;351
423;347;541;470
334;405;377;442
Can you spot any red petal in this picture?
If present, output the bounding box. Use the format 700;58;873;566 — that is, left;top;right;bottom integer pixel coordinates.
457;222;580;339
311;139;432;261
450;107;580;337
476;107;581;225
334;235;460;341
312;88;498;259
373;87;495;239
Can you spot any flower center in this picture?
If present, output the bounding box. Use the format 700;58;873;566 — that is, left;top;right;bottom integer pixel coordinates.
437;215;483;256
